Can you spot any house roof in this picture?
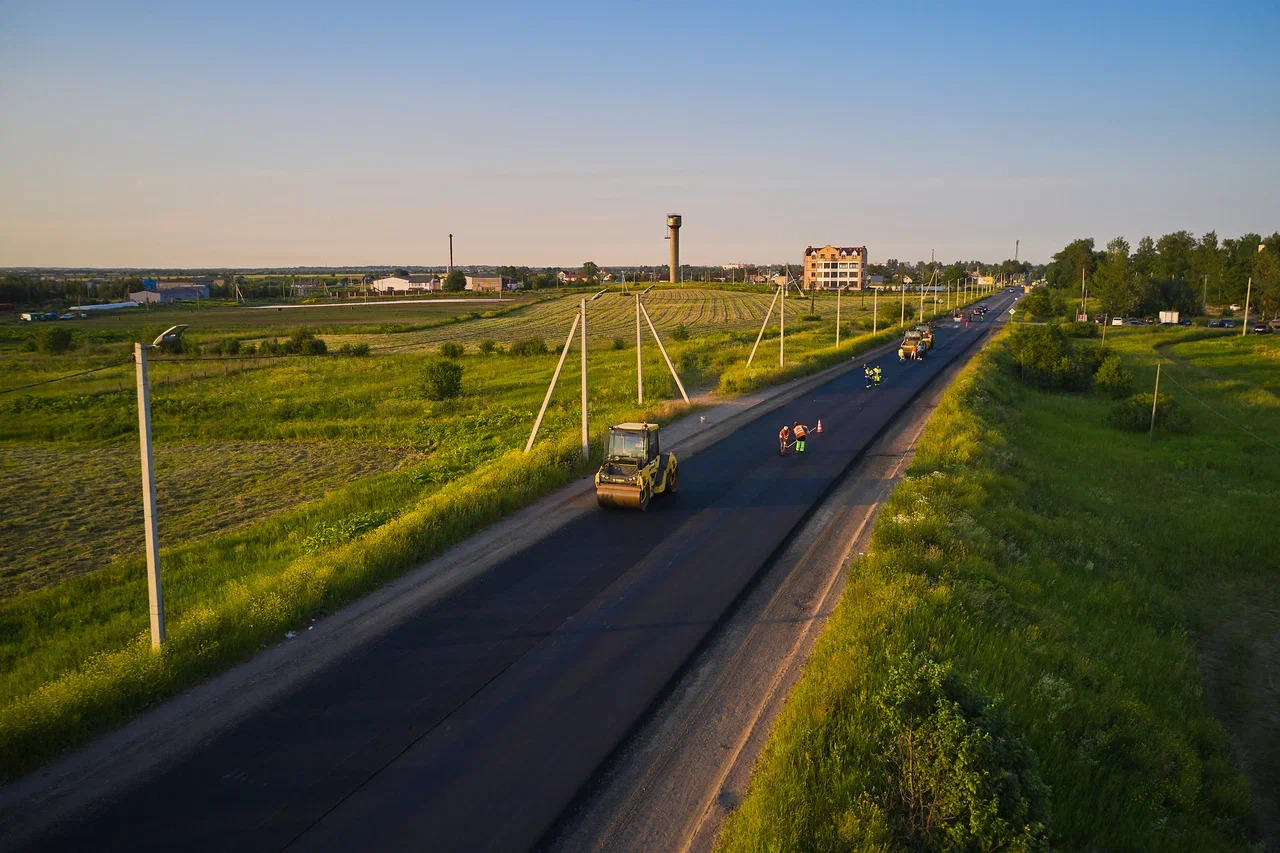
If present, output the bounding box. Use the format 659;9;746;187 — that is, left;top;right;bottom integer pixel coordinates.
804;245;867;257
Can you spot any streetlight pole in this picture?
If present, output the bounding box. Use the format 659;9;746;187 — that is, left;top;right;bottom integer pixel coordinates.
580;297;589;458
135;342;165;648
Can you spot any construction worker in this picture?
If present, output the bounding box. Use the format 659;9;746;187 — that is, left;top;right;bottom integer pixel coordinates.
872;364;883;386
793;421;808;453
778;424;791;456
864;364;873;388
898;346;906;362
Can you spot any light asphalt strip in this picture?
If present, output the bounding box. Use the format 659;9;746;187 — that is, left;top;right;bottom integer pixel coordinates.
543;304;1009;853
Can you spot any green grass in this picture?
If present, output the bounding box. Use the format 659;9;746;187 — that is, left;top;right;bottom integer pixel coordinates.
717;326;1273;851
0;287;987;783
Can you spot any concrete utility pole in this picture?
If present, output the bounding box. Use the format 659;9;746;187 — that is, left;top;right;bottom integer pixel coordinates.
448;234;454;274
134;343;165;648
747;285;781;367
1242;277;1252;336
636;293;643;404
873;286;878;334
779;279;786;366
836;284;843;347
1149;363;1162;442
666;214;682;284
580;297;589;459
900;281;906;327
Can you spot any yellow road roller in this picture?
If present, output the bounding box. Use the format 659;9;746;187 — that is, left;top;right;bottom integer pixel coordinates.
595;422;678;510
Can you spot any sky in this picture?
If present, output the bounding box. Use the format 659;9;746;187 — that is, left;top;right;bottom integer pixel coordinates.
1;0;1277;268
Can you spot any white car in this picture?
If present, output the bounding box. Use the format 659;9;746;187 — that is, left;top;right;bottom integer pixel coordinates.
1111;317;1123;326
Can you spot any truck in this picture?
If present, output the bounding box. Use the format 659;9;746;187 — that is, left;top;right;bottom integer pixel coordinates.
1158;311;1180;325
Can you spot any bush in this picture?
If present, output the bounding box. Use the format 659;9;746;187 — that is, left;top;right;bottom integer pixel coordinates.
870;652;1050;851
421;357;463;400
215;337;241;356
1066;320;1098;338
478;339;496;355
439;342;465;359
611;337;626;351
678;351;702;379
799;313;822;322
670;324;690;342
1020;286;1052;317
509;337;548;357
1093;355;1133;399
336;343;370;357
1004;324;1098;391
1108;393;1191;433
36;327;74;355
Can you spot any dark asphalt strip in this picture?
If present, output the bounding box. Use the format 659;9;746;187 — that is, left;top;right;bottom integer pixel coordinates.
27;302;1010;853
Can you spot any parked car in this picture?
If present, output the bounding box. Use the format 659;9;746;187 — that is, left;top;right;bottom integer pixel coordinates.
1251;323;1270;334
1094;313;1107;324
1125;318;1144;326
1178;318;1192;326
1207;319;1224;328
1112;316;1124;326
1269;318;1280;331
1223;319;1237;328
1143;317;1156;325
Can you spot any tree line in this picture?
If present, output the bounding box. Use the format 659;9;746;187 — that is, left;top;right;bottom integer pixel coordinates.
1045;231;1280;319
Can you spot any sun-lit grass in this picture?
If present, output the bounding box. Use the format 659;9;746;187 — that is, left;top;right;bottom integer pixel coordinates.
0;287;984;783
718;326;1272;851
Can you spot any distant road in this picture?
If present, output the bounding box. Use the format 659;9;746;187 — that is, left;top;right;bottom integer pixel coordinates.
26;294;1015;853
248;298;512;310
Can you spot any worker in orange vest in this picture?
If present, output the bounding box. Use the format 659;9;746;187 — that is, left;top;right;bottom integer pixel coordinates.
793;421;809;453
778;424;791;456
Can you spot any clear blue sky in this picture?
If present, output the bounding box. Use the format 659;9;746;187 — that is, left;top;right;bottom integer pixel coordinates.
1;0;1276;268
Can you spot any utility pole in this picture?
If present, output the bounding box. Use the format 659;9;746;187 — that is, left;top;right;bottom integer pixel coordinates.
900;280;906;327
134;343;165;648
448;234;454;275
636;292;643;403
1202;274;1208;313
836;284;842;347
873;285;878;334
1242;277;1252;336
580;297;588;459
779;278;786;366
1149;363;1161;442
1015;239;1020;262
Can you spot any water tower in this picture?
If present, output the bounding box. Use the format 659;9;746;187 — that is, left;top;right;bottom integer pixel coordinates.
666;214;682;283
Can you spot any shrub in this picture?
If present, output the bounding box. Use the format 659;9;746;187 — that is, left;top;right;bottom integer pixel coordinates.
1066;320;1098;338
678;351;702;379
1093;355;1133;399
870;651;1050;851
336;343;370;357
1020;286;1052;317
510;337;548;357
670;324;690;342
35;327;74;355
298;335;327;356
439;342;465;359
421;357;463;400
1108;393;1191;433
478;339;496;355
611;337;626;351
1004;324;1097;391
799;313;822;322
215;337;241;355
277;328;327;356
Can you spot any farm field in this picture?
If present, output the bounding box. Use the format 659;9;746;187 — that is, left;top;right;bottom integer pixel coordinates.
718;327;1277;852
0;284;983;782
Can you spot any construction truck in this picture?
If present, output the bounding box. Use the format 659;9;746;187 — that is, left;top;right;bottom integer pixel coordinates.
913;324;935;350
900;329;927;360
595;422;679;510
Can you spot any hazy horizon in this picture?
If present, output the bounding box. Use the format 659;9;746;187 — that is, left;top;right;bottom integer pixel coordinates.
2;0;1277;269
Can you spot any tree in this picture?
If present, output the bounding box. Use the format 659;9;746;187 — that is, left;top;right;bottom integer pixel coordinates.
421;358;463;400
1154;230;1196;282
1254;239;1280;320
581;261;599;282
1046;238;1094;291
443;270;466;292
392;268;409;278
1092;237;1141;318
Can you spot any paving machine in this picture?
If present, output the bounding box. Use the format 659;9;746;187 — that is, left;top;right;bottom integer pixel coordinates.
900;329;927;359
913;323;935;350
595;422;678;510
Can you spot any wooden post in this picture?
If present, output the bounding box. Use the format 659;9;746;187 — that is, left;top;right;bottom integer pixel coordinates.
1149;363;1161;442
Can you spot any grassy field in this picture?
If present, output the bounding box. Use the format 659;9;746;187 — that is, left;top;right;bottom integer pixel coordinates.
0;285;985;782
717;326;1276;851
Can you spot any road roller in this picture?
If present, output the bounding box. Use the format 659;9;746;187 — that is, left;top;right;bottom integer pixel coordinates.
595;422;678;510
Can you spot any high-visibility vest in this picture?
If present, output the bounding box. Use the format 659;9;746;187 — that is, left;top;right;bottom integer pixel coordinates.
794;426;807;439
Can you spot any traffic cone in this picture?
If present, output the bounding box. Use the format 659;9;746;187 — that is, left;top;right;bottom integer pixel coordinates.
816;419;823;434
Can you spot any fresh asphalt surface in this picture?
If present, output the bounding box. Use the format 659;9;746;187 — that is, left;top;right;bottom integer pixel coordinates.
29;296;1014;853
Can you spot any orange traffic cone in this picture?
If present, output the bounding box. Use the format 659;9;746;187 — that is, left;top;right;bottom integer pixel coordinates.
816;419;823;434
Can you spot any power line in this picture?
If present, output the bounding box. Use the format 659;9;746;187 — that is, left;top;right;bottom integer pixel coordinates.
0;360;132;396
1160;367;1280;453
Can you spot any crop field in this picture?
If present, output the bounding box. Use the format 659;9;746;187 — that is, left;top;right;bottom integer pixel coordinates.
719;327;1278;851
0;285;981;781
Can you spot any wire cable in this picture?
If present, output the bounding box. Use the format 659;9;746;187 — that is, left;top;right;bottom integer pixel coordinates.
0;360;132;396
1160;367;1280;453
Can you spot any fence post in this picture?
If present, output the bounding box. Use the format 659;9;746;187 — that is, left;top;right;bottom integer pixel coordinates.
134;343;165;647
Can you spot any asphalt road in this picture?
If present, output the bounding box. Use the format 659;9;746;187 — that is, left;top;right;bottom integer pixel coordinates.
28;295;1015;853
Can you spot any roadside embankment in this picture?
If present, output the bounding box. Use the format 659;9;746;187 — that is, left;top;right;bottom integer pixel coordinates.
718;326;1271;852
